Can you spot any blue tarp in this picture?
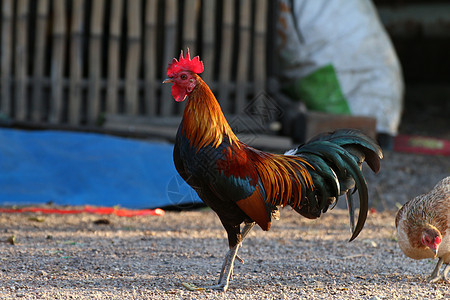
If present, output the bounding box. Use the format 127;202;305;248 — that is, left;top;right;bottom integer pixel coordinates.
0;128;201;208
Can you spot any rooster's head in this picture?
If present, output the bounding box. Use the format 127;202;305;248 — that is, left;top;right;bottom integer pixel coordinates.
163;49;204;102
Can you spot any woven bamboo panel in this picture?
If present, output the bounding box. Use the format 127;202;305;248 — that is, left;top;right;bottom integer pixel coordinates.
0;0;269;128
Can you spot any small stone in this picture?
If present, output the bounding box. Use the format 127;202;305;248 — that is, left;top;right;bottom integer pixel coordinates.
6;235;15;245
93;218;111;225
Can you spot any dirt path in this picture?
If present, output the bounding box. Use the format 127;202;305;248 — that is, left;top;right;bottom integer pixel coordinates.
0;206;449;299
0;148;449;299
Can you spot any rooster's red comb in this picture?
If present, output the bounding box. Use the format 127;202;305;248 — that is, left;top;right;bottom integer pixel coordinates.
166;49;204;77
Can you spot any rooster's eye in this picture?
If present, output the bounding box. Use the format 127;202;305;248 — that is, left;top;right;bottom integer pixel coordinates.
180;74;187;80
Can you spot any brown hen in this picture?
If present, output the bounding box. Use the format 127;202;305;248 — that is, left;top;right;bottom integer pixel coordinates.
396;176;450;282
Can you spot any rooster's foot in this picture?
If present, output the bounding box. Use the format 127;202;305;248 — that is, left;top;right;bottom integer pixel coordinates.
182;223;255;292
204;283;229;292
214;244;240;292
216;222;254;284
180;246;240;293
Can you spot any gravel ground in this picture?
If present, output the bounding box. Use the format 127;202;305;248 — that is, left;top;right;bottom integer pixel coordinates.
361;150;449;212
0;150;449;299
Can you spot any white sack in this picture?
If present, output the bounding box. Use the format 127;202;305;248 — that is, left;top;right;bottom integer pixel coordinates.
277;0;404;135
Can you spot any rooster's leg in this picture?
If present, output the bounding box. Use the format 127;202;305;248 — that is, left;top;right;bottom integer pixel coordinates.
218;222;255;281
427;257;444;282
217;223;255;280
241;222;256;239
210;222;255;292
207;243;240;292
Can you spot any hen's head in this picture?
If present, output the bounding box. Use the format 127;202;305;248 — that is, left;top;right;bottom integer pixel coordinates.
163;49;204;102
421;227;442;257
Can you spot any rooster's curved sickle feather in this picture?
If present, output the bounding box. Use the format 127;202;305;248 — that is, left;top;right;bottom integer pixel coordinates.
289;129;383;241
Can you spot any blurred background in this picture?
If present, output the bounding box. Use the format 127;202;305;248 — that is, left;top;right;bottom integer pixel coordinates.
0;0;448;210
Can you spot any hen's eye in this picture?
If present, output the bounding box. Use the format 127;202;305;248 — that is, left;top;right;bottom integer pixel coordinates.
180;74;187;80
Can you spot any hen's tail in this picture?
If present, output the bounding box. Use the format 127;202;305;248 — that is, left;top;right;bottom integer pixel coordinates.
286;129;383;241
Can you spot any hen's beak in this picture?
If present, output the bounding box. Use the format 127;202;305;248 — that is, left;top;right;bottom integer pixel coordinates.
163;78;173;84
432;247;438;258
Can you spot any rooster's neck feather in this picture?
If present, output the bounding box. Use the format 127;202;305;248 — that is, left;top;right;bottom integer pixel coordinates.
181;76;239;150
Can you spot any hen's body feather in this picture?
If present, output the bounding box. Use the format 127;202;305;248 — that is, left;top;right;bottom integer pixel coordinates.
396;177;450;262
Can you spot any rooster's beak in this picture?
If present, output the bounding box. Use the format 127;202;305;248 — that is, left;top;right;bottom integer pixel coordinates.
163;78;173;84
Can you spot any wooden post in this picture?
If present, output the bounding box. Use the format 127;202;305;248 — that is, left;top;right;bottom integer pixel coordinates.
160;0;177;116
15;0;30;121
68;0;85;125
49;0;66;124
87;0;105;124
183;0;199;54
144;0;157;116
253;0;267;95
201;0;216;84
1;0;13;117
125;0;142;115
218;0;234;113
106;0;123;115
31;0;49;122
235;0;251;114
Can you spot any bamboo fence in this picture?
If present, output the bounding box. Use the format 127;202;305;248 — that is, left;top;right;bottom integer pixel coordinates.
0;0;270;128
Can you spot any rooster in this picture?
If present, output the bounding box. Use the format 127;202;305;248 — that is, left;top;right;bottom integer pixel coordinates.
396;176;450;282
163;49;383;291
